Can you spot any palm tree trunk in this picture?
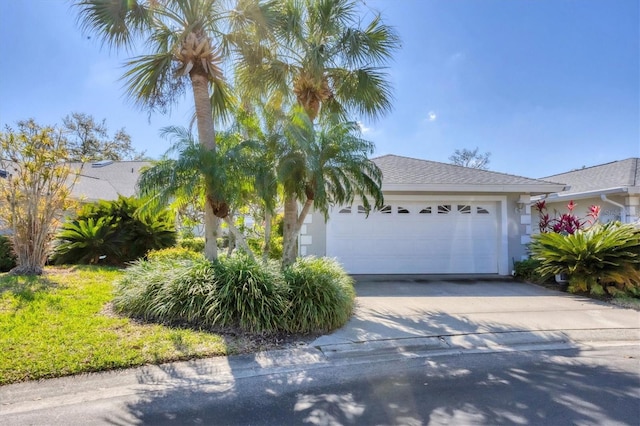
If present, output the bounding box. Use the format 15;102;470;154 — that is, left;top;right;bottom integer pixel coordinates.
190;71;219;261
223;216;256;262
262;210;272;262
282;196;314;267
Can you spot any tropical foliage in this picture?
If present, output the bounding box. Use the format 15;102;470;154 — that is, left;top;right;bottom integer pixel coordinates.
137;126;258;260
0;120;76;275
76;0;270;260
530;221;640;296
535;200;600;234
51;196;176;265
114;251;355;334
236;0;397;265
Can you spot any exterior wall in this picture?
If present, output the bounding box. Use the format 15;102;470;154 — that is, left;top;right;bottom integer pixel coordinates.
298;209;327;257
303;192;534;275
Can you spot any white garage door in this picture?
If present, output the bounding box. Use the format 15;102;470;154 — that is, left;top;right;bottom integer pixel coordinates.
326;201;500;274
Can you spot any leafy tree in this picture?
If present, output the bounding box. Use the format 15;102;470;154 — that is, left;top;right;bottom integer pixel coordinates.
0;120;76;275
62;112;145;161
76;0;267;260
236;0;398;265
449;147;491;170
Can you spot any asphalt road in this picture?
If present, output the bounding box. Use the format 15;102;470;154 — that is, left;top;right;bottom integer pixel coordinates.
2;345;638;425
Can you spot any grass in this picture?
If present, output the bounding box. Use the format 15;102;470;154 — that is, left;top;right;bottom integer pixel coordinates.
0;266;237;385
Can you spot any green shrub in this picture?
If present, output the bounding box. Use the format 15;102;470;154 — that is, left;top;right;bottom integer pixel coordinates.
247;235;283;260
0;234;16;272
114;252;355;334
209;254;288;333
283;257;355;333
147;247;206;263
50;217;122;265
113;255;216;324
530;221;640;296
513;258;544;282
52;196;176;265
178;237;205;253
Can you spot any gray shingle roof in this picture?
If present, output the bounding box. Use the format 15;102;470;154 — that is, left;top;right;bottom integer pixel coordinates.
69;161;151;201
373;154;562;189
540;158;639;195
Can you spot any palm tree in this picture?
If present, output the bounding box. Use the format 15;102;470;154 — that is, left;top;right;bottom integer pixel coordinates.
76;0;267;260
137;126;260;260
278;109;384;265
235;0;398;264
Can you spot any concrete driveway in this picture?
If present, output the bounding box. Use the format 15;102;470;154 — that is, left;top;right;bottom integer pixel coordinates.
312;276;640;356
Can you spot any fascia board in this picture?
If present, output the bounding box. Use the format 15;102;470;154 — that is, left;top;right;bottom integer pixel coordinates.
381;183;567;193
531;186;630;202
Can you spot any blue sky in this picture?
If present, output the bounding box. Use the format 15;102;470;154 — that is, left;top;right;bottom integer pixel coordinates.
0;0;638;178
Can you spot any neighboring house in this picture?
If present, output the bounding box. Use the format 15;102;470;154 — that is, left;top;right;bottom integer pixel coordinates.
69;160;152;202
534;158;640;227
300;155;566;276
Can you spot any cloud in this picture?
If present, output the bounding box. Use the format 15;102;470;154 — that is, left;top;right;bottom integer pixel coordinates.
357;121;372;133
427;111;437;122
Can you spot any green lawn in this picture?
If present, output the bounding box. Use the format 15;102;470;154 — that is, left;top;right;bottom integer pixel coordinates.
0;266;234;385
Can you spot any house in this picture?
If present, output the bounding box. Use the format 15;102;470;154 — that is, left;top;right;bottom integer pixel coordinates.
300;154;566;276
534;158;640;227
69;160;152;202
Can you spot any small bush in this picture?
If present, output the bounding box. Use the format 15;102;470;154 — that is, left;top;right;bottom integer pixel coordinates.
0;234;16;272
113;255;216;324
513;258;544;283
530;221;640;296
283;257;356;333
147;247;206;263
178;237;205;253
210;254;288;333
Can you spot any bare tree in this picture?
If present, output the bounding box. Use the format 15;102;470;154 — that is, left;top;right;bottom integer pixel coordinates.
0;120;77;275
449;147;491;170
62;112;146;161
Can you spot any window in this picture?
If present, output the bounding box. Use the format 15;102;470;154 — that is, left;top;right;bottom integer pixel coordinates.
457;205;471;214
477;206;490;214
339;206;352;214
357;205;367;214
419;207;432;214
380;205;392;214
0;170;7;179
437;205;451;214
397;206;410;214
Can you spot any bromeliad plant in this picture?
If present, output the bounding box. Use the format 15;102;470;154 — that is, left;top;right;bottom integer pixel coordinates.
535;200;600;234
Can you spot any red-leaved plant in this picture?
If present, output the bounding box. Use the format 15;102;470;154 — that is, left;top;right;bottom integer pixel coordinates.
535;200;600;234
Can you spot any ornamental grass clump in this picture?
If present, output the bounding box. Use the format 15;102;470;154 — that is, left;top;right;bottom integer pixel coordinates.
208;254;288;333
530;221;640;296
283;257;356;333
114;251;355;334
113;254;216;325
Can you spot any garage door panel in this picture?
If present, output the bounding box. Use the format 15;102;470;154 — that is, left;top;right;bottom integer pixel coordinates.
326;201;500;274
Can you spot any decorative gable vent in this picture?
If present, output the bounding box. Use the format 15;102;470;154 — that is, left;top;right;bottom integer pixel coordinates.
91;160;114;168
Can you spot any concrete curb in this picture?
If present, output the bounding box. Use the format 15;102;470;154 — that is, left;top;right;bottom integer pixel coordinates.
315;328;640;360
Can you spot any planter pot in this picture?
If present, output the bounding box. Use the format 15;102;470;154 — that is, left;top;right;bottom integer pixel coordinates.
555;273;569;284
